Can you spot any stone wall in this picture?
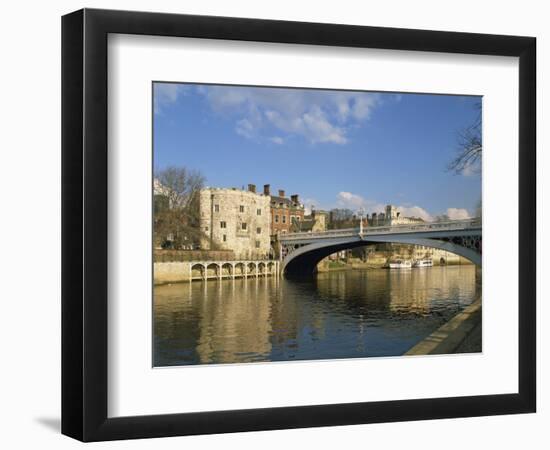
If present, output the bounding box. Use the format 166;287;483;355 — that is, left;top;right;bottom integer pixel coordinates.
154;262;191;284
200;188;271;259
154;249;235;262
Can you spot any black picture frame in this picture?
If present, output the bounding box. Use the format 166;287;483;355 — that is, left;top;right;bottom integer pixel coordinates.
62;8;536;442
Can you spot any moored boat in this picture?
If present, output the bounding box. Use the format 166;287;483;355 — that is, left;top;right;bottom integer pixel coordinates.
388;259;412;269
413;258;433;268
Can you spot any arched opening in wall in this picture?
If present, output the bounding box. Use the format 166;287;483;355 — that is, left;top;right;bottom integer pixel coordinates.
206;263;219;278
440;257;447;266
234;263;245;277
258;262;266;275
191;264;204;280
221;263;233;278
247;263;256;275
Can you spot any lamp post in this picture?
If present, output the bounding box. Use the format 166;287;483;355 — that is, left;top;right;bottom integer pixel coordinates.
358;207;365;235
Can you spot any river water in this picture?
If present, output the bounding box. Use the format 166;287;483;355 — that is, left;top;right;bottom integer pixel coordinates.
154;265;479;366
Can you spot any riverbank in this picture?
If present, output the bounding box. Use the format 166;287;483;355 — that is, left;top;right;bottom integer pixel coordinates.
318;258;473;272
405;297;482;355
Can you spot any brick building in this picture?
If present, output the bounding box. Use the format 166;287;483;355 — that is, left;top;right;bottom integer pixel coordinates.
263;184;305;235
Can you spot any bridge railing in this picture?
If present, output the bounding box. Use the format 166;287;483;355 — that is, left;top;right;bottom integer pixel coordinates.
279;218;481;241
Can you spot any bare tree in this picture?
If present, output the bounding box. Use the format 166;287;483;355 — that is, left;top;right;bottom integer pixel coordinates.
154;166;206;249
448;102;482;175
155;166;205;210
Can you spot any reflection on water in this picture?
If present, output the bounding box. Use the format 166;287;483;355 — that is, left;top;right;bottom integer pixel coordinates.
154;266;479;366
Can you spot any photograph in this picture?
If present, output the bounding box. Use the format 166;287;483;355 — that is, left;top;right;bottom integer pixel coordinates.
0;0;542;446
152;82;483;367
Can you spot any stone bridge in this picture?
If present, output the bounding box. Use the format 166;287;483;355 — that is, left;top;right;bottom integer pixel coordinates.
279;219;482;277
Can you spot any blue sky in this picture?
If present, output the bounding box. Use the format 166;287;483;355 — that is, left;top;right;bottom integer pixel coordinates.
153;82;481;220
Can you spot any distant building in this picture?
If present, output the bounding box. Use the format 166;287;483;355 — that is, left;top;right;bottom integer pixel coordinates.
327;211;368;230
294;209;328;233
329;208;354;223
369;204;425;226
265;185;305;235
199;184;271;259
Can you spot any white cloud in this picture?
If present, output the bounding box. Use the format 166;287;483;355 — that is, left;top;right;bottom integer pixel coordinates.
460;161;481;177
397;206;433;222
264;108;346;144
336;191;433;221
336;191;386;214
269;136;284;145
196;86;382;145
235;118;255;139
301;197;320;215
350;95;379;120
154;83;187;114
446;208;471;220
323;191;472;224
337;191;372;209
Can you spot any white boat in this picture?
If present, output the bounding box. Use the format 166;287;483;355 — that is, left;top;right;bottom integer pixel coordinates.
388;259;412;269
413;258;433;268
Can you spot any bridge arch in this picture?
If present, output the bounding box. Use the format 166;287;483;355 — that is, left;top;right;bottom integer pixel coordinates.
282;235;481;277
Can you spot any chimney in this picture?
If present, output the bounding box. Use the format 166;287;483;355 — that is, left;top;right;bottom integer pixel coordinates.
263;184;270;195
278;189;285;197
291;194;299;204
248;183;256;193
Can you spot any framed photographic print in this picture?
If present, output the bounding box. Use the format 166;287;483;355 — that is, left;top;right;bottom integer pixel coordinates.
62;8;536;441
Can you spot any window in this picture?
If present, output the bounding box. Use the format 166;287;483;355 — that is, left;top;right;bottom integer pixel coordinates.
214;204;219;212
255;240;260;248
282;215;286;224
239;205;245;213
220;221;226;228
222;234;227;242
275;215;279;223
257;208;262;216
241;223;247;230
205;226;209;232
256;227;261;234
